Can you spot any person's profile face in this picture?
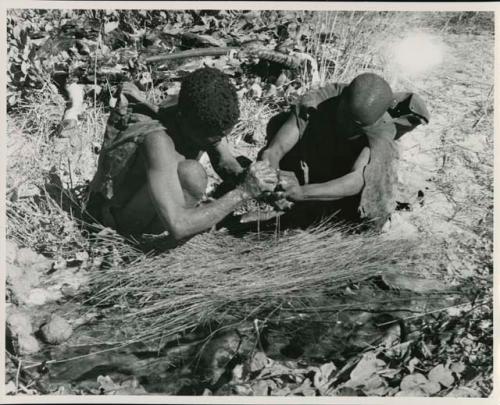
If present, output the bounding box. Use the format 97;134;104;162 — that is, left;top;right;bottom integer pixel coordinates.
179;114;227;150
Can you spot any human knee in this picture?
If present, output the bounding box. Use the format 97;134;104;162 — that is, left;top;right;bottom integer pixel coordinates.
178;160;208;202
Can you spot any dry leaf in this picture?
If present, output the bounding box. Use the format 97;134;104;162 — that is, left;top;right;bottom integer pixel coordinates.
291;379;316;396
114;377;147;395
233;383;252;395
361;375;388;396
378;368;400;379
40;315;73;344
313;361;336;393
428;364;454;388
450;361;466;376
382;324;401;348
232;364;244;382
252;380;271;396
407;357;420;373
386;341;412;359
349;352;386;383
257;362;299;380
104;21;119;34
97;375;116;393
400;373;428;391
5;381;17;395
250;351;269;372
271;386;292;396
400;372;441;396
421;381;441;395
74;251;90;263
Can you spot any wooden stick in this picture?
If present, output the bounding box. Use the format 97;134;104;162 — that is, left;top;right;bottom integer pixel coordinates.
144;47;307;70
144;47;235;63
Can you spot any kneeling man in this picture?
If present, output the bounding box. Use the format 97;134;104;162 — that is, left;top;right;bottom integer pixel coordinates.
259;73;430;227
87;67;277;241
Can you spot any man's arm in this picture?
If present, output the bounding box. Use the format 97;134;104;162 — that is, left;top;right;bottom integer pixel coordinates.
133;100;160;117
120;82;160;117
144;132;277;241
260;83;346;168
206;138;245;183
279;147;371;202
259;113;300;169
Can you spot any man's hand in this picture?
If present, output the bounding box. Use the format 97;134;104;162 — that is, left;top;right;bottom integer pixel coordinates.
120;82;147;104
277;170;304;202
239;161;278;199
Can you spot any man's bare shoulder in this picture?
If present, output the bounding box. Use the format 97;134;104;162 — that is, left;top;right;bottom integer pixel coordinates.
299;82;348;109
142;128;176;149
141;127;178;167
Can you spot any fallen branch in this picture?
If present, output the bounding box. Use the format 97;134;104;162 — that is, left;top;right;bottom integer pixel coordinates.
144;47;313;71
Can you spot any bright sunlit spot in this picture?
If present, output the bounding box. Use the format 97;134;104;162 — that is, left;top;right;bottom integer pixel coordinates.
387;32;446;79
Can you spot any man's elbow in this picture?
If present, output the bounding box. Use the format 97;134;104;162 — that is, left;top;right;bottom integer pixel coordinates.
349;170;365;195
169;228;184;242
168;222;191;242
260;148;281;168
162;213;192;242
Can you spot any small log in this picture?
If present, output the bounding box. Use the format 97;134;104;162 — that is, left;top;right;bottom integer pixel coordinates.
144;47;235;64
144;47;310;71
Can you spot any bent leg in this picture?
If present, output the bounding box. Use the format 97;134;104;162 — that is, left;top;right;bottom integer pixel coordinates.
113;159;208;235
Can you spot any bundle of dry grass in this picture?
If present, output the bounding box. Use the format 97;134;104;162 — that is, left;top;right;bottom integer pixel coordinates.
85;222;457;346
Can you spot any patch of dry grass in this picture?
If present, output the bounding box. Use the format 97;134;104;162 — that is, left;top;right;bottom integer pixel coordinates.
302;11;401;86
229;96;278;149
6;79;108;259
84;222;453;346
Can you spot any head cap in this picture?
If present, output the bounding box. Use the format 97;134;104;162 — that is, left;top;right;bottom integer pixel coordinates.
344;73;394;126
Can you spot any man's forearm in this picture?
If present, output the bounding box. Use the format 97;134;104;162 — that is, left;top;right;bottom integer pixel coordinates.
296;171;365;201
213;155;244;183
160;188;248;241
132;100;160;118
260;148;283;169
260;114;300;168
208;140;244;183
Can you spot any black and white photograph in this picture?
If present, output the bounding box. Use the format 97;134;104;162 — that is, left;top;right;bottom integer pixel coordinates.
3;2;496;400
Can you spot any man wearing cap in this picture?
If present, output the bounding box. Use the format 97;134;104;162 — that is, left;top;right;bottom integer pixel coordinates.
258;73;430;227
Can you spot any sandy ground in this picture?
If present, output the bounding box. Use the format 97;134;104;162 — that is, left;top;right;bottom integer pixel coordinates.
389;32;493;237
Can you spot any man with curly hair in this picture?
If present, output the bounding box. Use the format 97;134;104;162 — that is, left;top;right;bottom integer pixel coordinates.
87;67;277;241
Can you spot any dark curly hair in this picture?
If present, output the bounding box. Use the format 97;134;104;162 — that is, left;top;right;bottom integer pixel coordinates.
178;67;240;138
